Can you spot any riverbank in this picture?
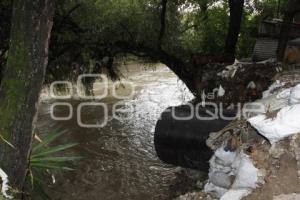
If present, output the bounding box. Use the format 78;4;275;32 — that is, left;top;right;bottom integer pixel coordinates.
175;69;300;200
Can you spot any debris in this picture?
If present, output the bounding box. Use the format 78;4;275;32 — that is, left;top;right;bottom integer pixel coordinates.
218;85;226;97
255;92;288;112
262;80;285;98
197;59;279;106
218;60;240;79
247;82;256;89
176;69;300;200
0;168;13;199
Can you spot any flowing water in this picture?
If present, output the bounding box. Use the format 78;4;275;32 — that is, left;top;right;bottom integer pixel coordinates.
36;64;198;200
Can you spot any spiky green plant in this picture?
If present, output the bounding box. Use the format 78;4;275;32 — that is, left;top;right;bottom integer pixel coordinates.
28;130;81;199
0;194;7;200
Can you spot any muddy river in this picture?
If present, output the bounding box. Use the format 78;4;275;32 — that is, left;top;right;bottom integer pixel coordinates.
36;64;202;200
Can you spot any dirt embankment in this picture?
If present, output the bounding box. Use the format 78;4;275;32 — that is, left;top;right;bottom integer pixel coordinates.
176;68;300;200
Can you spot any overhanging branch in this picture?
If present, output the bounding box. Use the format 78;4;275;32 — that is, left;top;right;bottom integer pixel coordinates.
115;41;196;95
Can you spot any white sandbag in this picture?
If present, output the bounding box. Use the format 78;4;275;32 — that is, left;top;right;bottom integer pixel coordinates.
262;80;285;98
289;84;300;105
277;88;291;99
231;154;258;189
204;147;258;199
204;182;228;198
210;171;232;189
254;93;288;113
248;104;300;144
221;189;251;200
214;147;237;166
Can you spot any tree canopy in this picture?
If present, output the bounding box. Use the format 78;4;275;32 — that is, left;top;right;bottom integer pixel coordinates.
0;0;289;88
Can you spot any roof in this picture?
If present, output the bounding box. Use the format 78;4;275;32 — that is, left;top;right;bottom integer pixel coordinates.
259;20;300;38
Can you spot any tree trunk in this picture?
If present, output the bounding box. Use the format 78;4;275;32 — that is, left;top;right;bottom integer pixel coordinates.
224;0;245;62
0;0;55;194
277;13;294;61
158;0;167;49
277;0;300;61
199;0;208;21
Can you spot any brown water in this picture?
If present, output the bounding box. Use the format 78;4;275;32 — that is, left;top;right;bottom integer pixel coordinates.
36;64;199;200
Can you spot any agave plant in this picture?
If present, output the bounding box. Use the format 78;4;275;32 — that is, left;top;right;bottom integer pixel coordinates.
28;130;81;199
30;131;80;171
0;194;7;200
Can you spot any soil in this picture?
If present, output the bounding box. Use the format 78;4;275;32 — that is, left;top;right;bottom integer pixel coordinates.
245;138;300;200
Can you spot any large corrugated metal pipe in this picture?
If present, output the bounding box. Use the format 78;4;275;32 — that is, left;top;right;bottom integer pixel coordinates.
154;104;236;171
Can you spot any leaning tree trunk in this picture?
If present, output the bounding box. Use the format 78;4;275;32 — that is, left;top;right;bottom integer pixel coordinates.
0;0;55;194
277;0;300;61
224;0;245;63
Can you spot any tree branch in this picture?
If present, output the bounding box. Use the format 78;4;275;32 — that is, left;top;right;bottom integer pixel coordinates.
115;41;196;94
58;4;81;27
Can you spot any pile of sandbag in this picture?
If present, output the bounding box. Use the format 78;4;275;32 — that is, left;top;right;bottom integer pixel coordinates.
204;146;258;200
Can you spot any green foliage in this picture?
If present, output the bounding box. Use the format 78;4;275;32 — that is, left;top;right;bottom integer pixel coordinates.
249;0;288;19
30;131;81;171
0;194;7;200
1;0;291;81
57;0;286;58
28;131;81;199
181;5;229;55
